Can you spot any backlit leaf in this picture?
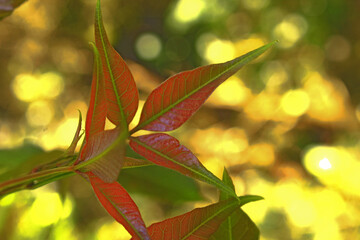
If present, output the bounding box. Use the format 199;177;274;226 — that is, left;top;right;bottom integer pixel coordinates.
87;172;150;240
129;133;236;198
77;128;125;183
95;0;138;131
144;197;240;240
66;110;83;155
132;42;277;132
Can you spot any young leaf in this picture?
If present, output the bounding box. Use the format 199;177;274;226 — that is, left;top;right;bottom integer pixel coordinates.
86;172;150;240
65;110;83;155
132;42;277;133
95;0;138;131
211;168;260;240
143;197;240;240
129;133;236;198
77;128;125;183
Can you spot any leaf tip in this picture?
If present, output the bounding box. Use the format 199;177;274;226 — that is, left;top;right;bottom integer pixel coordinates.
238;195;264;206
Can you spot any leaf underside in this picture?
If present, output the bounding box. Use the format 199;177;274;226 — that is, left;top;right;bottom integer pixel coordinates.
87;172;150;240
129;133;236;198
133;41;277;132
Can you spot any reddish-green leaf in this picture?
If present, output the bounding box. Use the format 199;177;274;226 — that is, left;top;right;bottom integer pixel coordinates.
85;42;107;142
95;0;138;131
77;128;125;183
129;133;236;198
132;42;276;133
86;172;150;240
144;197;240;240
211;168;259;240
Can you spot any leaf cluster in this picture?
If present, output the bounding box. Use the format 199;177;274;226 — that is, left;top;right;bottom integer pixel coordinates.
0;0;276;239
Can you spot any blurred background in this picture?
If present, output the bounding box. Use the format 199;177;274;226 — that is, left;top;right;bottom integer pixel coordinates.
0;0;360;239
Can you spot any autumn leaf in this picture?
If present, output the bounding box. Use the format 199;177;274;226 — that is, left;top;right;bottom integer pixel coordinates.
131;41;277;133
95;0;138;132
129;133;237;198
87;172;150;240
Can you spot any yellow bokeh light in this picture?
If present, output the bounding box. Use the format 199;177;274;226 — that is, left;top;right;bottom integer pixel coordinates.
54;118;82;148
26;100;54;127
303;145;360;196
244;92;280;121
286;198;316;227
280;89;310;117
235;36;266;59
0;193;16;206
204;38;236;64
97;221;131;240
304;72;348;122
247;143;275;166
318;158;332;170
173;0;206;24
207;76;252;107
273;14;308;48
12;72;64;102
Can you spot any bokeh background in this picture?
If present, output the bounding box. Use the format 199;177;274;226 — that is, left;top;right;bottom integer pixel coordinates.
1;0;360;239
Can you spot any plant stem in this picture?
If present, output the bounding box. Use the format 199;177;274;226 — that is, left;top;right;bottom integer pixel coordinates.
0;166;74;196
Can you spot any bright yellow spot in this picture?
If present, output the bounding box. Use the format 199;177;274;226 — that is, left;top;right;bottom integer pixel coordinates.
173;0;206;23
304;72;348;122
26;100;54;127
64;100;88;118
235;36;266;59
97;221;131;240
241;0;270;10
207;76;251;107
287;198;316;227
303;146;360;197
12;72;64;102
136;33;162;60
0;193;16;206
204;38;236;63
313;220;342;240
48;118;82;149
318;158;332;170
39;72;64;99
280;89;310;117
273;14;307;48
190;127;248;163
313;189;345;219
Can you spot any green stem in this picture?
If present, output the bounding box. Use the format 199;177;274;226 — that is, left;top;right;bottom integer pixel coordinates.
0;166;74;196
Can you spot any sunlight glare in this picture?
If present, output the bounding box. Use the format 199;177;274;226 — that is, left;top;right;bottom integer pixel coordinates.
318;158;332;170
173;0;206;24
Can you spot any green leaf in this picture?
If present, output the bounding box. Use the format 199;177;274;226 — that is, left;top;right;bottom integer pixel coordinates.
118;165;203;203
211;168;260;240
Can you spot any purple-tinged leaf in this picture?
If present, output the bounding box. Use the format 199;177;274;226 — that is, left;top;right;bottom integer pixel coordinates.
87;172;150;240
129;133;236;198
132;42;276;133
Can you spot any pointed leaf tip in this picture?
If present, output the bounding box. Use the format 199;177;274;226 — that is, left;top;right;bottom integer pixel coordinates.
239;195;264;206
95;0;139;131
132;42;275;133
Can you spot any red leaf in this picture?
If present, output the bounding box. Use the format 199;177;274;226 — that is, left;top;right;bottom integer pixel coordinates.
132;42;276;133
95;1;138;130
144;198;240;240
86;172;150;240
129;133;236;197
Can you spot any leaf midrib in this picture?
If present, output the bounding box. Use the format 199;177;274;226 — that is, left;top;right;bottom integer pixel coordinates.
132;43;274;133
96;2;128;133
181;200;238;240
131;137;236;198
